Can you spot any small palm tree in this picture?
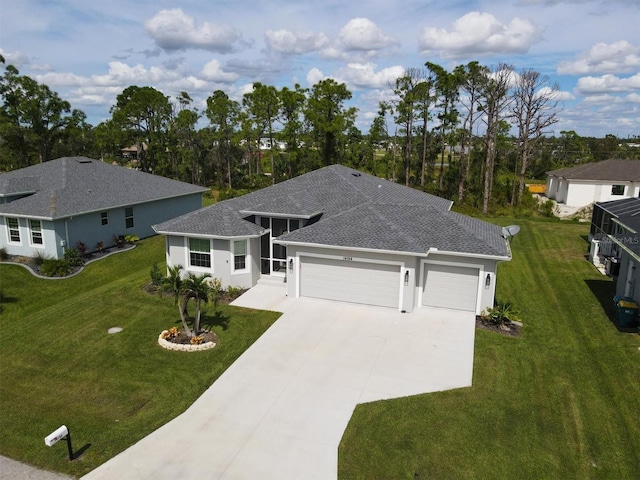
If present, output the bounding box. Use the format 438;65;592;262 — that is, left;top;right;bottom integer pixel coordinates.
182;272;211;336
162;264;192;337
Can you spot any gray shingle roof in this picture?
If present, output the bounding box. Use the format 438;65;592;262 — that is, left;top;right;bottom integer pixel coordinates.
0;157;208;219
547;159;640;181
155;164;510;258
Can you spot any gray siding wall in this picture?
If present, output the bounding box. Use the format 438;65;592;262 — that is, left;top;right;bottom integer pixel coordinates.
1;193;202;260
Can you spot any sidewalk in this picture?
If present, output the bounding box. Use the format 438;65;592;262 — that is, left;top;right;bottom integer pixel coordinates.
0;455;73;480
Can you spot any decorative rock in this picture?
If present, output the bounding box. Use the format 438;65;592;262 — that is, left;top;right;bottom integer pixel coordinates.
108;327;123;334
158;332;216;352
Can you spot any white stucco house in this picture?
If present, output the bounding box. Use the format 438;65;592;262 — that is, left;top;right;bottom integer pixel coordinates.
546;159;640;208
153;165;512;314
0;157;207;259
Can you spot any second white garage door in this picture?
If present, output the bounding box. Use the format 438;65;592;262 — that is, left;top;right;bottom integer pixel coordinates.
422;263;479;312
300;256;401;308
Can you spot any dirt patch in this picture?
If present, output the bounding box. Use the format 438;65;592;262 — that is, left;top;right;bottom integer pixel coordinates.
475;315;522;337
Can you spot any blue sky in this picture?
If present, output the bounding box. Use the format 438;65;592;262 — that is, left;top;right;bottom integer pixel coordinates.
1;0;639;138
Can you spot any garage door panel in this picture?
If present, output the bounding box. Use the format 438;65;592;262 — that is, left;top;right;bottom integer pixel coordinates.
422;264;478;312
301;256;400;308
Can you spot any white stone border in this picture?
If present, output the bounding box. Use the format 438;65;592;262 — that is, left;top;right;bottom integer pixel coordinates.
158;332;216;352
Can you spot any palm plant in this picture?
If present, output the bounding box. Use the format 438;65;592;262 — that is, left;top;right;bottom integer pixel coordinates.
162;264;192;337
182;272;211;336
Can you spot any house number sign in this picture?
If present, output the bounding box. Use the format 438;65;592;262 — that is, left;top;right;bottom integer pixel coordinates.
343;256;353;261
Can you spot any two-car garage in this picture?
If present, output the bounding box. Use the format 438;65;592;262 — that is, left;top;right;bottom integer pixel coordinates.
295;253;484;313
299;256;401;309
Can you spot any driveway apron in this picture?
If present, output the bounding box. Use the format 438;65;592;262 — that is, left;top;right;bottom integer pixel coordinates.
82;295;474;480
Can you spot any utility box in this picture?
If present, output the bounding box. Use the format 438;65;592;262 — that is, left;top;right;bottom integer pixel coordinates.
613;296;639;328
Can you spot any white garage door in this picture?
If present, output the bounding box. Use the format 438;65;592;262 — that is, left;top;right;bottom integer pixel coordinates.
300;256;400;308
422;264;479;312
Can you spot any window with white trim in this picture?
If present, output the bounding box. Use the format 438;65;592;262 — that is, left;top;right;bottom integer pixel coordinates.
101;211;108;226
29;219;43;245
189;238;211;268
7;217;20;243
234;240;247;271
125;207;134;228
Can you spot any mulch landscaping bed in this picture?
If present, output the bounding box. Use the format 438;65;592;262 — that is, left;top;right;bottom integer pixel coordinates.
475;315;522;337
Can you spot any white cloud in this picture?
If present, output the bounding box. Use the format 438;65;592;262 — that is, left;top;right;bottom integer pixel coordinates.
334;63;404;89
537;86;575;101
338;18;399;52
419;12;542;58
200;59;240;83
306;67;325;86
144;9;246;53
264;29;328;54
557;41;640;75
576;73;640;94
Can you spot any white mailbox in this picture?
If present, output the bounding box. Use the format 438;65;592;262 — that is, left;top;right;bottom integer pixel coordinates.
44;425;69;447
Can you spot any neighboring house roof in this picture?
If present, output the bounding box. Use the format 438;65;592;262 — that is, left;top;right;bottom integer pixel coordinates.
155;164;510;258
547;159;640;181
0;157;208;220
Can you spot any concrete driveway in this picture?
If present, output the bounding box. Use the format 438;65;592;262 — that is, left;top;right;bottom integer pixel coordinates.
83;286;475;480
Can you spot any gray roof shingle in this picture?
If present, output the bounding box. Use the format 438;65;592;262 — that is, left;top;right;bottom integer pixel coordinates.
547;159;640;181
155;164;510;258
0;157;208;219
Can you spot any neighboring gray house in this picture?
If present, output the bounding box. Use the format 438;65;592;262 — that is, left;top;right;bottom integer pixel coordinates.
0;157;207;259
546;159;640;208
154;165;512;314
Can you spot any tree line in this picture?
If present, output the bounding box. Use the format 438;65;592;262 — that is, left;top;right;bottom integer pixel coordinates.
1;55;639;214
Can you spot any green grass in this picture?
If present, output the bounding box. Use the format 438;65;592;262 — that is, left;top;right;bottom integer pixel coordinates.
0;236;279;477
339;219;640;479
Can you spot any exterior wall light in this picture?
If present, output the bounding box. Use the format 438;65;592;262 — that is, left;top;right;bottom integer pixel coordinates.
485;273;491;289
404;270;410;286
289;258;294;272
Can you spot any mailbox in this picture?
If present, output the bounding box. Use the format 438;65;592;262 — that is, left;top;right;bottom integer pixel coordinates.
45;425;68;447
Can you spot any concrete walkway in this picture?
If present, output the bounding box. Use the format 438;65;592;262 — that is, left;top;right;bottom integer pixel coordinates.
83;287;475;480
0;456;73;480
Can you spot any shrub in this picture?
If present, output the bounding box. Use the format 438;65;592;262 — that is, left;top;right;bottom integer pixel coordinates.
150;262;164;287
40;258;72;277
32;250;49;267
190;336;204;345
209;278;223;309
64;248;84;267
226;285;244;300
96;241;105;254
113;235;125;249
76;241;88;257
481;301;521;327
0;248;7;261
161;327;179;340
124;234;139;244
538;199;555;218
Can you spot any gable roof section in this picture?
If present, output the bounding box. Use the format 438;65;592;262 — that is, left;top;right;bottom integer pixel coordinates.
0;157;208;220
155;164;509;258
547;159;640;181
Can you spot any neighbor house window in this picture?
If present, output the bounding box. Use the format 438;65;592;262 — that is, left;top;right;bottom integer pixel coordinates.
189;238;211;268
125;207;134;228
612;185;625;195
29;220;43;245
234;240;247;271
7;217;20;243
101;211;108;226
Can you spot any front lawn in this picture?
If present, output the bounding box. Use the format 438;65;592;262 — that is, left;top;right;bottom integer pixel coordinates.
339;219;640;479
0;235;279;477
